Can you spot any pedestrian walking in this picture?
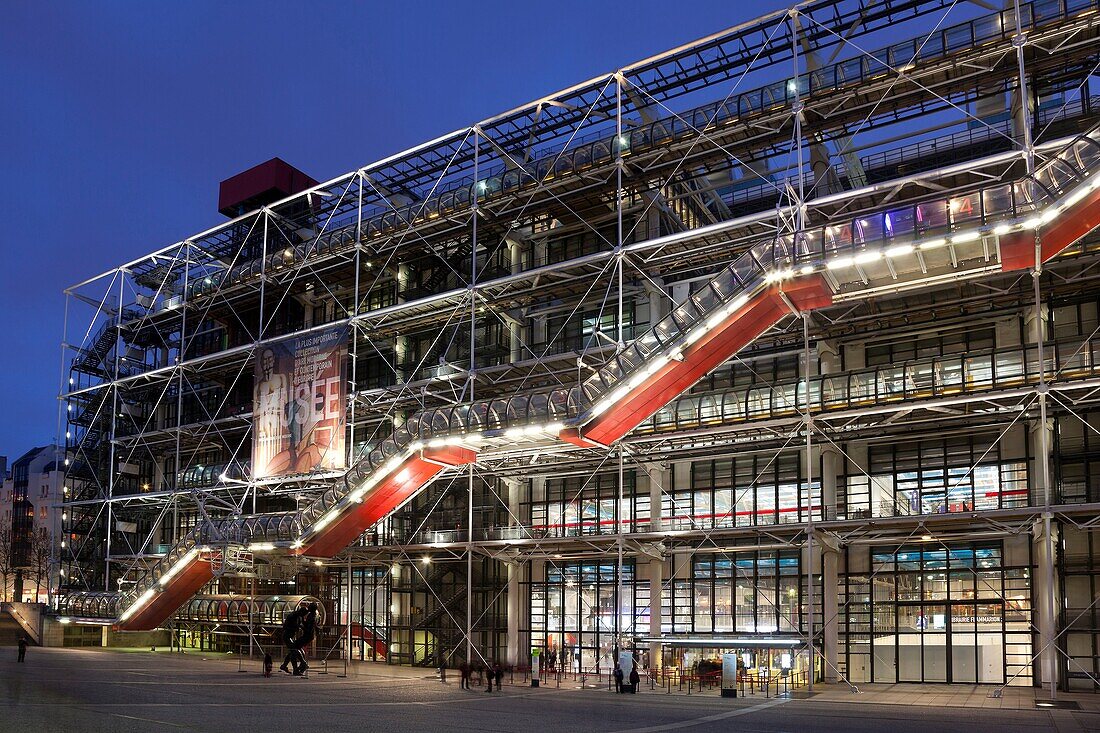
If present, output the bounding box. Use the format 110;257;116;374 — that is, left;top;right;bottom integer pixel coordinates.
613;663;623;693
629;665;640;694
439;651;448;684
292;602;319;675
460;661;470;690
280;606;307;674
17;636;28;663
485;662;494;693
263;652;273;677
493;662;503;691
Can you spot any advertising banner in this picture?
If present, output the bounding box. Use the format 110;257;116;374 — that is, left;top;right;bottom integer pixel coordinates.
252;324;349;479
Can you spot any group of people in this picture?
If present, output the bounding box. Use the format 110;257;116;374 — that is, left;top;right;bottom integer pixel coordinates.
613;663;641;694
278;602;319;676
456;660;504;692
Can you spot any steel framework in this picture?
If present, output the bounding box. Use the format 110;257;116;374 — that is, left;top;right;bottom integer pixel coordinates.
54;0;1100;694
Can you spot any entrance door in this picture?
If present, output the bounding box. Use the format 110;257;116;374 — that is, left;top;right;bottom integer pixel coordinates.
896;603;947;682
951;601;1005;684
950;603;979;683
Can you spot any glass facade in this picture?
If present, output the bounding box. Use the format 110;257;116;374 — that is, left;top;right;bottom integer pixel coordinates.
333;567;391;661
529;472;649;537
529;561;646;671
1062;527;1100;690
678;456;820;528
841;542;1032;685
665;551;804;634
843;437;1028;519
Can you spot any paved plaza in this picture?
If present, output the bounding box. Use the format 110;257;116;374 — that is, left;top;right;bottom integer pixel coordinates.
1;648;1098;732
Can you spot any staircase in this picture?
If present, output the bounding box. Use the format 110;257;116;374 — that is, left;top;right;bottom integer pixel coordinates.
73;317;118;376
421;240;473;297
0;615;24;646
0;604;41;646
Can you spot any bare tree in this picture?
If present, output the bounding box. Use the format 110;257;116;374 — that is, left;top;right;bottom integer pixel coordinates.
0;526;13;602
29;527;52;603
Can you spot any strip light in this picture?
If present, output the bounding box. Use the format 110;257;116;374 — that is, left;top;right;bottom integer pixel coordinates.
311;510;341;532
427;434;480;449
502;422;564;440
118;587;157;622
157;547;200;587
587;291;753;420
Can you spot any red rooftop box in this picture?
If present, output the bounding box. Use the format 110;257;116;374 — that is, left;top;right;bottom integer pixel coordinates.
218;158;318;217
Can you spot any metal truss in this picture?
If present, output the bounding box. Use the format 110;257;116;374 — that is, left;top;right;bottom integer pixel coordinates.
54;0;1100;693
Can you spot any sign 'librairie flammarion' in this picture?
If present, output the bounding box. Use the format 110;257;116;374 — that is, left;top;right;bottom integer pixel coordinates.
252;324;348;479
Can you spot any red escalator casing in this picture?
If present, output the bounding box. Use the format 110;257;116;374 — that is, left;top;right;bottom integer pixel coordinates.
581;276;832;446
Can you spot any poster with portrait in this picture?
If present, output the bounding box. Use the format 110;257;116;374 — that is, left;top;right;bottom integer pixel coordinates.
252;324;349;479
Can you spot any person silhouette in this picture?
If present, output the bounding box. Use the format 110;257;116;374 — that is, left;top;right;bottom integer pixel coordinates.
280;605;308;674
292;603;319;675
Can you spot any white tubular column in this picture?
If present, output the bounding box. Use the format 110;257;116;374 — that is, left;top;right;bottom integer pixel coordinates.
506;478;523;667
507;561;522;668
648;556;663;671
815;340;842;682
1031;415;1058;692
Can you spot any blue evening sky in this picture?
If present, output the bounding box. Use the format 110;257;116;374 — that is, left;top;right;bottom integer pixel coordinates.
0;1;790;461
